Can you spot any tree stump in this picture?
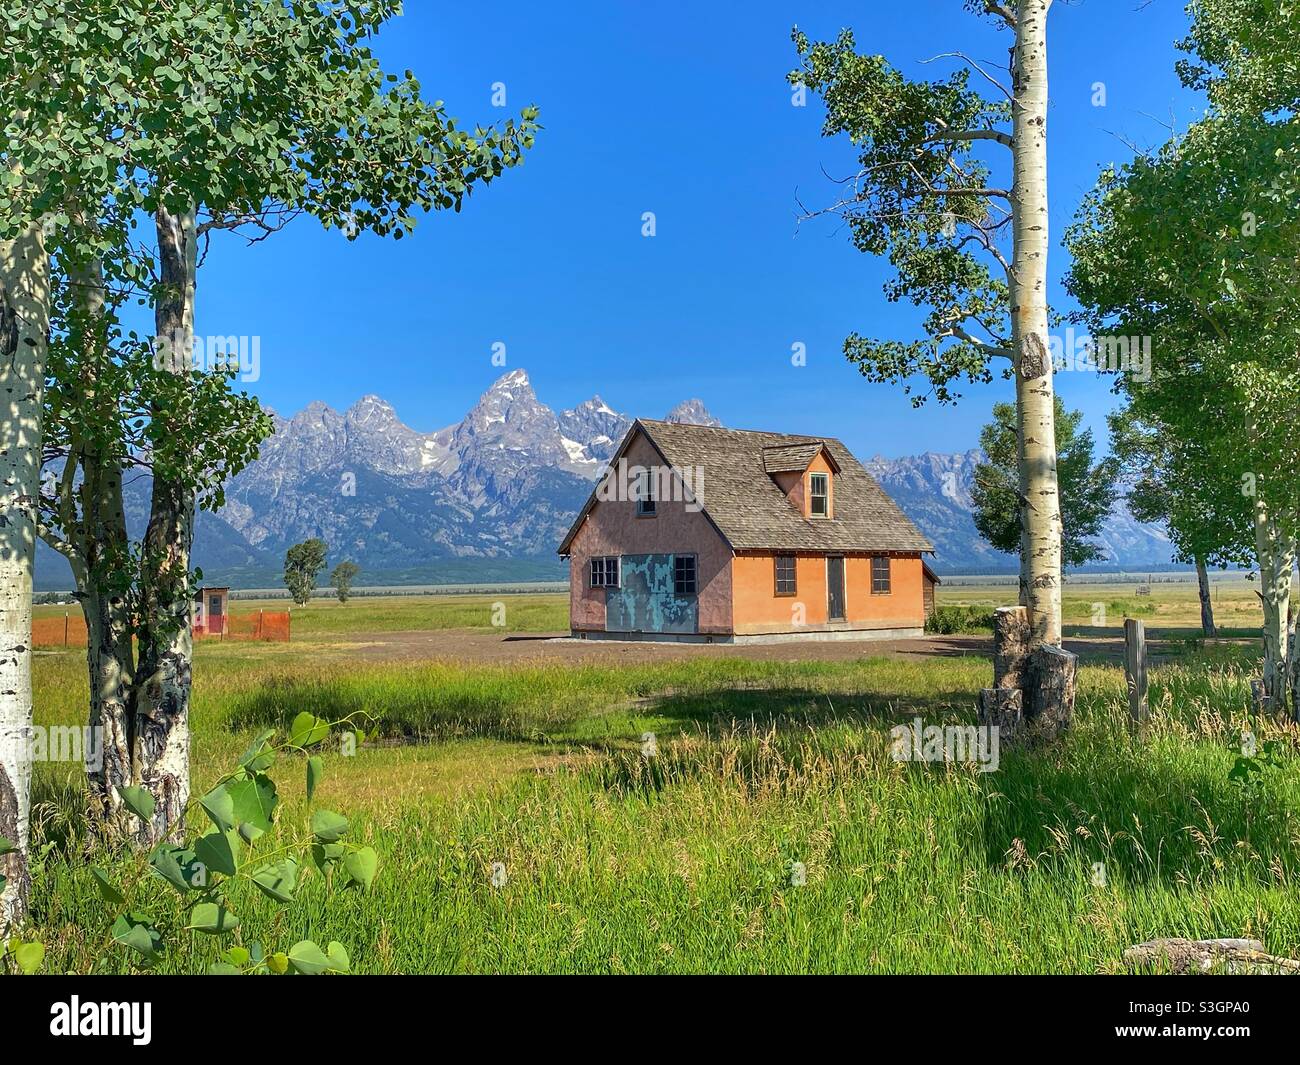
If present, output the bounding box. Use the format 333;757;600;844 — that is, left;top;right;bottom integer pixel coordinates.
978;686;1023;739
1027;644;1076;737
985;605;1075;744
992;606;1031;689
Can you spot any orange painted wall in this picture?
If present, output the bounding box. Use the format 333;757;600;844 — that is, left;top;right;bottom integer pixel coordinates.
731;552;925;634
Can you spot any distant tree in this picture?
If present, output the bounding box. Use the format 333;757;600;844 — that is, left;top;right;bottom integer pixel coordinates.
284;539;328;606
972;397;1119;570
330;561;360;603
1107;406;1253;638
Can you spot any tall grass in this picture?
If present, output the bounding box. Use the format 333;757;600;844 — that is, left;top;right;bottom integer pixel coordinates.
21;641;1300;974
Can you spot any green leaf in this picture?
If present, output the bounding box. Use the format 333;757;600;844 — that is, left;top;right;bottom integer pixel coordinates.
200;784;236;832
310;809;349;843
239;729;277;772
111;913;162;962
227;773;278;840
221;946;251;967
306;755;323;802
187;901;240;936
90;867;125;905
287;939;332;975
326;941;350;973
15;941;44;974
149;844;200;894
118;786;155;823
267;951;290;975
342;846;378;892
250;858;298;904
194;829;241;878
207;962;242;975
290;712;330;749
0;835;15;856
311;841;345;873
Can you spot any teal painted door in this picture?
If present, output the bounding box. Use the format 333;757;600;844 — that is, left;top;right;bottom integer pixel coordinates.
606;553;699;634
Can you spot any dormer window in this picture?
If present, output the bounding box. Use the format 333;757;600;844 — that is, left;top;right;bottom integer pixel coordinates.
809;472;829;518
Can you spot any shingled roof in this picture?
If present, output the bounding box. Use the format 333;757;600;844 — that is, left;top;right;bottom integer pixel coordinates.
760;442;837;475
558;419;933;555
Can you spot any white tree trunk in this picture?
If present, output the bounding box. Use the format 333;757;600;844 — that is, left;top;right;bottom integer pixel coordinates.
1009;0;1063;648
0;221;50;926
1253;495;1294;710
133;203;197;846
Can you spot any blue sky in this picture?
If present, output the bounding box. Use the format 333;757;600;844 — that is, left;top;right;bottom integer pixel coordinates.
191;0;1199;461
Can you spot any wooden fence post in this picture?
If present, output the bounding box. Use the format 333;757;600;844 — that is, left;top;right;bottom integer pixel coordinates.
1124;618;1148;725
63;611;69;647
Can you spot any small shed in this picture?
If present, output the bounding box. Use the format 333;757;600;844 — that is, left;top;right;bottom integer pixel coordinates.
193;587;230;635
921;561;941;617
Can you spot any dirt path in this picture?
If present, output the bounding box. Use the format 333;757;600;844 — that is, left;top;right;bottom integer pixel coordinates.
303;628;1224;667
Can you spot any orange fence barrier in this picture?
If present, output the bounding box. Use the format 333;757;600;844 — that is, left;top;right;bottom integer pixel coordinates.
209;610;291;642
32;615;88;647
34;609;291;646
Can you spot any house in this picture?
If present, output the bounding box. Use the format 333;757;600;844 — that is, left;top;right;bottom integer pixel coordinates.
557;420;935;642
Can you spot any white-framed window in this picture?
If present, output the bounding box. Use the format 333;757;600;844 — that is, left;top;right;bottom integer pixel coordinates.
636;469;657;516
809;472;829;517
673;554;697;596
590;556;621;588
871;555;891;594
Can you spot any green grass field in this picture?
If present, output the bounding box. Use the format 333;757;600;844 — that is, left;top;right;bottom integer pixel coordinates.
21;580;1300;974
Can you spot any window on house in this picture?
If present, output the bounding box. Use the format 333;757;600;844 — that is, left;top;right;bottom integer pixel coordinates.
809;472;829;517
636;469;657;516
590;556;621;588
774;555;797;596
871;555;891;594
674;554;697;596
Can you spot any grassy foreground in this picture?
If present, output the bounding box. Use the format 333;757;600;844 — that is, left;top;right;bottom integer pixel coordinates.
23;624;1300;974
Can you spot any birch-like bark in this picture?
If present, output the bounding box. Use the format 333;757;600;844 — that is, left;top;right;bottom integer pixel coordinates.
0;221;50;926
1016;401;1029;607
133;203;197;846
1009;0;1063;647
64;250;136;839
1195;556;1217;638
1252;495;1293;709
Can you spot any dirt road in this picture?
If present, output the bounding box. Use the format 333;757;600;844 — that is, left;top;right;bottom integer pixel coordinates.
314;628;1214;667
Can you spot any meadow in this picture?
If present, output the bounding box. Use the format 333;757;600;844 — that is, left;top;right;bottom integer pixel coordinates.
21;578;1300;974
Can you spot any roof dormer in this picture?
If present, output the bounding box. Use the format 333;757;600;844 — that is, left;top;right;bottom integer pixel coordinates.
762;442;839;520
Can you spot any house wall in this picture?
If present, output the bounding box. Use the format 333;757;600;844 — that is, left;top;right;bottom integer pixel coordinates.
731;552;925;635
923;573;936;616
567;431;733;634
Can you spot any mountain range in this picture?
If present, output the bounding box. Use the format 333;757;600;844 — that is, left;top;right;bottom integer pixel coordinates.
34;369;1173;590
